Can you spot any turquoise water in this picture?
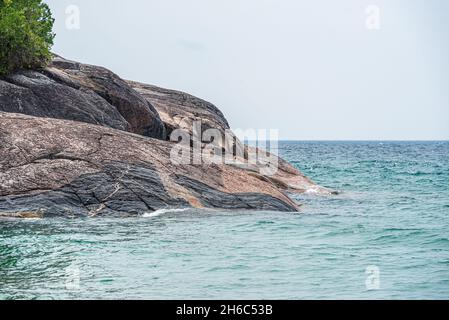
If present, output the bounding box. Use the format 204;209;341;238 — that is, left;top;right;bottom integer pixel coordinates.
1;141;448;299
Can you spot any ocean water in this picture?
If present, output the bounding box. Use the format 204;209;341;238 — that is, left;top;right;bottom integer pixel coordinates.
1;141;448;300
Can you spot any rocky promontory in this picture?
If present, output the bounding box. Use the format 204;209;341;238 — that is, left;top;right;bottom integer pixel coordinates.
0;56;329;217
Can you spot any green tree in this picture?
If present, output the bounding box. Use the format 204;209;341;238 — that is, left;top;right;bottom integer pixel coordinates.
0;0;55;76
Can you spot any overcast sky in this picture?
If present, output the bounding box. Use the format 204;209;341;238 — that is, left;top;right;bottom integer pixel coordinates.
46;0;449;140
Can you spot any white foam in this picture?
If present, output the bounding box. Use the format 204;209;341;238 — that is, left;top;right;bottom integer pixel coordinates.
142;208;190;218
305;187;320;194
303;186;337;195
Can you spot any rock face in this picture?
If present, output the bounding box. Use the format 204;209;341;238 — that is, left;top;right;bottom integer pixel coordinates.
0;56;166;139
129;80;332;195
0;56;330;217
128;81;229;138
0;113;298;217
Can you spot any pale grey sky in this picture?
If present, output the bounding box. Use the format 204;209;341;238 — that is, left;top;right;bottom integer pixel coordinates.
46;0;449;140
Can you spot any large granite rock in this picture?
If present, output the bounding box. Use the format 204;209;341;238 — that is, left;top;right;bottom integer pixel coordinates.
0;113;298;217
0;56;332;217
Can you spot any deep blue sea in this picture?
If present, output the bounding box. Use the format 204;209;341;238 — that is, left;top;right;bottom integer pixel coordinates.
1;141;448;299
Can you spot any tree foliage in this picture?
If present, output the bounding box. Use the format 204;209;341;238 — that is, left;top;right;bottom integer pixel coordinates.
0;0;55;76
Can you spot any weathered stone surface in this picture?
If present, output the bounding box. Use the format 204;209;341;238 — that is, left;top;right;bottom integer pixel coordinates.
0;56;166;139
128;81;229;138
0;56;332;218
129;80;333;195
0;113;299;217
